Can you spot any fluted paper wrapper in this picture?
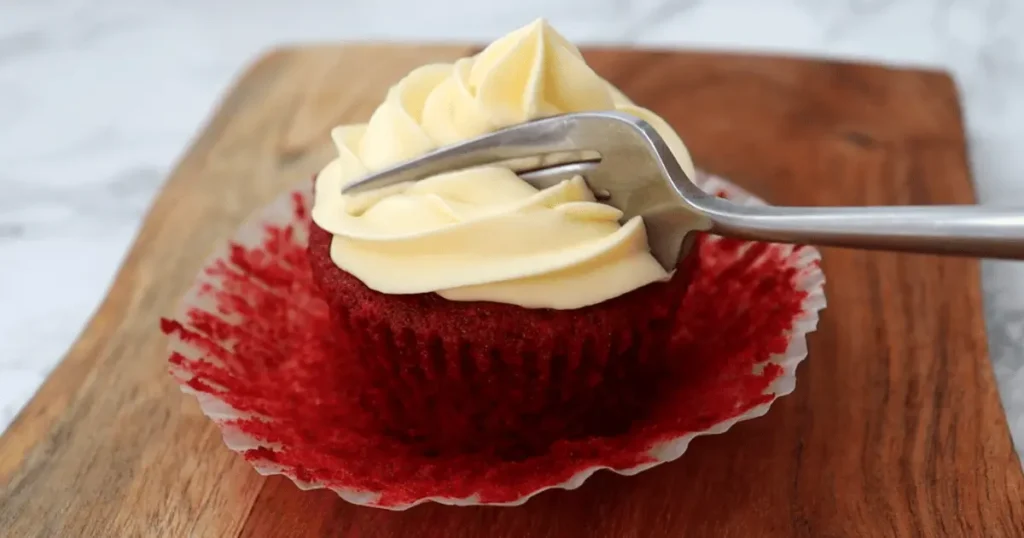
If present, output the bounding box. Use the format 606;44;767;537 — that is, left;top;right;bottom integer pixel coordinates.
162;172;826;510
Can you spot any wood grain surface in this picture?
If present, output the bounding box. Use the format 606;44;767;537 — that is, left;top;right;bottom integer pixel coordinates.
2;44;1023;537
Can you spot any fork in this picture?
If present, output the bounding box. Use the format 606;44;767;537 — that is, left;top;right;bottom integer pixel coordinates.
343;111;1024;271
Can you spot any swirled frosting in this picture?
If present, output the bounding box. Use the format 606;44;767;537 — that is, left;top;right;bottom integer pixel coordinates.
312;19;697;309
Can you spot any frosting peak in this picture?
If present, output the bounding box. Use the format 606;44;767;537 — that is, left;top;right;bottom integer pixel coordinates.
312;19;698;309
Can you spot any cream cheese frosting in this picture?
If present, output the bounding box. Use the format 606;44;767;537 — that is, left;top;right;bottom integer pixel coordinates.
311;18;698;310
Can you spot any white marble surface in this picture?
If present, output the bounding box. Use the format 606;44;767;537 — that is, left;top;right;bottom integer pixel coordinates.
2;0;1024;455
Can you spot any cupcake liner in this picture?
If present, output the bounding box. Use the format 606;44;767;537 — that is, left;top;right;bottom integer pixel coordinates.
307;218;700;458
162;171;826;510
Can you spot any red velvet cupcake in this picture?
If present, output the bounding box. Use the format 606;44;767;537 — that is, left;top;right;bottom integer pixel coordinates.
163;20;828;509
304;19;710;457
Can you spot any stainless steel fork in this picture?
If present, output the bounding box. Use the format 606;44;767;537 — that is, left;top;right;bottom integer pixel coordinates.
343;111;1024;271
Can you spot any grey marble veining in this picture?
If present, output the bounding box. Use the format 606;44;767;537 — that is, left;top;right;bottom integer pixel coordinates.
2;0;1023;458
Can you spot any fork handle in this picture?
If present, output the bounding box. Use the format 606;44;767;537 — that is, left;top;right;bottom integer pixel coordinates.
697;197;1024;259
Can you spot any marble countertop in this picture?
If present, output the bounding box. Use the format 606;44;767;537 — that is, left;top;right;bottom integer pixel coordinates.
2;0;1023;456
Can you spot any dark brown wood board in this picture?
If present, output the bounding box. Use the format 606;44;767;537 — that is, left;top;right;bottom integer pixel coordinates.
2;44;1023;537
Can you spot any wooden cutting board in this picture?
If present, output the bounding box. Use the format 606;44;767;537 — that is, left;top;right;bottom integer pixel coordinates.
2;44;1023;537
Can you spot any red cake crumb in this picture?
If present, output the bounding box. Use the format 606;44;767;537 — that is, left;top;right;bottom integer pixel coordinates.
163;189;809;508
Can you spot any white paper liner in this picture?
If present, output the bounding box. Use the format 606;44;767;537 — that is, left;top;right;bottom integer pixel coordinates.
166;171;827;510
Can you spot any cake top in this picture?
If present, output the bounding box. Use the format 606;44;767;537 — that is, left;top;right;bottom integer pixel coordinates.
312;19;697;309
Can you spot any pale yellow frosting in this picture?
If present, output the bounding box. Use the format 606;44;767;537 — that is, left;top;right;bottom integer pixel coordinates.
311;19;697;310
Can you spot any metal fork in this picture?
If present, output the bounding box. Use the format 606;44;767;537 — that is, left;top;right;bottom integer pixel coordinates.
343;111;1024;270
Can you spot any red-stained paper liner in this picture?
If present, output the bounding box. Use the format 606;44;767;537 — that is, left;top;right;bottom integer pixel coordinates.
162;171;826;510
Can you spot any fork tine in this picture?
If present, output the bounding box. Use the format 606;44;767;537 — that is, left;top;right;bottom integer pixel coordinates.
517;161;601;191
342;112;658;195
342;114;588;195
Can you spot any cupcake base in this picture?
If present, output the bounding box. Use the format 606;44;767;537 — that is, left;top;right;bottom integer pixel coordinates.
162;172;826;510
307;217;699;458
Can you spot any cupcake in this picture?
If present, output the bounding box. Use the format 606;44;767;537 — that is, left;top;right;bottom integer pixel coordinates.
309;19;705;457
163;18;827;509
